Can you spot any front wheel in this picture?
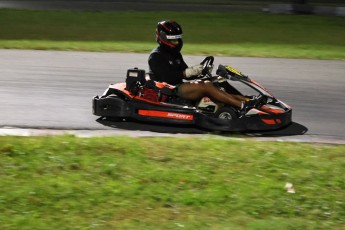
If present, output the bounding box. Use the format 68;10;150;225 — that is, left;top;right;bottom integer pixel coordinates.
215;106;238;120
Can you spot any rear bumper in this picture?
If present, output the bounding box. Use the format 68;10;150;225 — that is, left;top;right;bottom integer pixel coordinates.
92;95;132;118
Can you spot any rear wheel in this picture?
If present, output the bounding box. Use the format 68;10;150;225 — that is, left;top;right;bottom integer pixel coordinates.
215;106;238;120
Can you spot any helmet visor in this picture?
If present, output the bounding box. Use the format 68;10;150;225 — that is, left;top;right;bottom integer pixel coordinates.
166;34;183;39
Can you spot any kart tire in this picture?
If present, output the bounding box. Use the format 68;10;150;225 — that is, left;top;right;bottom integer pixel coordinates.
215;106;238;120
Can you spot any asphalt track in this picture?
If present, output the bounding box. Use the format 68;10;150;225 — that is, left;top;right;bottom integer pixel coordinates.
1;50;345;143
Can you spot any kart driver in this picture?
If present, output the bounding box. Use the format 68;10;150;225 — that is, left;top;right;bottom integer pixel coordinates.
148;20;257;111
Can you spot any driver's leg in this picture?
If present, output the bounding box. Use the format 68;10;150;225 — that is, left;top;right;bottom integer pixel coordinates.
177;81;244;108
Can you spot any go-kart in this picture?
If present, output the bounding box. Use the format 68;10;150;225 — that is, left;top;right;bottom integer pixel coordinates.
92;56;292;131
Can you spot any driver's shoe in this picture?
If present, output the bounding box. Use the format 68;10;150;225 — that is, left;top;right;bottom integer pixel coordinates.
244;95;256;101
240;95;262;114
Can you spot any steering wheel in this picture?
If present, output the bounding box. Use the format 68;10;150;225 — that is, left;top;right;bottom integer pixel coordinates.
199;56;214;78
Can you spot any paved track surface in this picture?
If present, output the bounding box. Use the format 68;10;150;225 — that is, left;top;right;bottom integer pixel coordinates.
1;50;345;142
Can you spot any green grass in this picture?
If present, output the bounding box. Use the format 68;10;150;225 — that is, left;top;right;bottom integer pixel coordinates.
1;135;345;229
0;10;345;59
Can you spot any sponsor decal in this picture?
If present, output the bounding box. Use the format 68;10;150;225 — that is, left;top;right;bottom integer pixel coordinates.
225;66;243;76
167;112;193;120
138;110;193;120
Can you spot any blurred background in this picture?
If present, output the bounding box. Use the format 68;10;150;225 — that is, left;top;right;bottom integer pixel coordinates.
0;0;344;15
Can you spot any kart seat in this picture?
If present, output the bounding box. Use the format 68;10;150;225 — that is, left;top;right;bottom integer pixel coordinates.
145;80;175;96
125;67;176;102
138;80;175;102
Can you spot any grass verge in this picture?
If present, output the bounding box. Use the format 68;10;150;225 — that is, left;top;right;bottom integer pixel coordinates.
0;10;345;59
1;135;345;229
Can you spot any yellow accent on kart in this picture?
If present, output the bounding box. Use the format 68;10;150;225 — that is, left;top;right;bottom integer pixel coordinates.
225;66;243;76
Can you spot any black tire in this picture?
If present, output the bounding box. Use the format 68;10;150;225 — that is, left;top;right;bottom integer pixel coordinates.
215;106;238;120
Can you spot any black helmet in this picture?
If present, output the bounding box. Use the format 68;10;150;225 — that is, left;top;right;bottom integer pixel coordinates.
156;20;183;52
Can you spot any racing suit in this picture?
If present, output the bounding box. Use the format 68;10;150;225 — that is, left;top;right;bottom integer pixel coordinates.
148;45;188;86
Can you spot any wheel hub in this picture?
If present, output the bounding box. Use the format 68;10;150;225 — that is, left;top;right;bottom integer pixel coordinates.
218;112;233;120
